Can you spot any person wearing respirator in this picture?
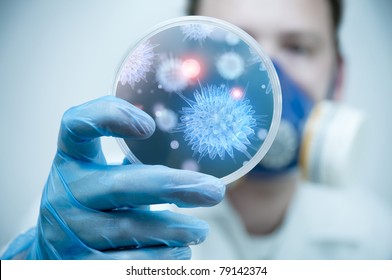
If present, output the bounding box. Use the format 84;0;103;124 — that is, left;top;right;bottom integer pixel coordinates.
2;0;392;260
178;0;392;260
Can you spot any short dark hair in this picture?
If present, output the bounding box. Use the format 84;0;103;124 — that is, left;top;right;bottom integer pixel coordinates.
329;0;343;38
187;0;343;52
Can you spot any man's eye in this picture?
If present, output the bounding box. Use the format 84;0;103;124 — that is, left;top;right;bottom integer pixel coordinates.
284;43;313;56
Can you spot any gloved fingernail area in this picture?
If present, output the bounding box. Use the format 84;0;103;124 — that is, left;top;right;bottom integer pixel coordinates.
165;170;226;208
134;114;155;137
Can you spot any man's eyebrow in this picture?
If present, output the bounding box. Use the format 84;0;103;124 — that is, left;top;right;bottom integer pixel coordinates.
280;31;324;44
238;25;325;45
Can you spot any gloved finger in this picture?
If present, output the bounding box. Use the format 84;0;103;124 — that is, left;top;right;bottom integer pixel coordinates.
95;246;191;260
58;95;155;163
65;209;209;251
60;160;225;209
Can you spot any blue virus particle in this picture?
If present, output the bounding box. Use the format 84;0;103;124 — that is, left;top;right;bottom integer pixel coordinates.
156;55;189;93
180;23;214;43
216;51;245;80
119;40;157;88
248;47;267;71
177;84;257;161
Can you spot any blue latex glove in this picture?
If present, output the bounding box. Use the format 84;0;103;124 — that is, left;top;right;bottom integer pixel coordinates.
1;96;225;260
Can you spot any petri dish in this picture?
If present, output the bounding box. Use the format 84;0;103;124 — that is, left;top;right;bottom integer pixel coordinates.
113;16;281;184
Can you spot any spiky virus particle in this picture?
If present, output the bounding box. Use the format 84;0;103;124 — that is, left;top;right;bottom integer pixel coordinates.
180;23;214;43
119;40;157;88
259;120;297;168
177;85;257;161
248;47;267;71
216;51;245;80
156;56;189;93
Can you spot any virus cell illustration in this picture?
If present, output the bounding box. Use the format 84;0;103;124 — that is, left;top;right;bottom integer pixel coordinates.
216;51;245;80
156;56;189;93
265;82;272;94
259;120;297;168
248;47;267;71
170;140;180;150
154;108;178;132
119;40;157;88
180;23;214;43
177;84;257;161
225;33;240;46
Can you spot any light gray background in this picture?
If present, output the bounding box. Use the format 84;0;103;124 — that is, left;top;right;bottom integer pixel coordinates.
1;0;391;249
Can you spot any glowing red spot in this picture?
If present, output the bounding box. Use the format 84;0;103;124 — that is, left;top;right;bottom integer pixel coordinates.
182;58;201;79
230;87;244;100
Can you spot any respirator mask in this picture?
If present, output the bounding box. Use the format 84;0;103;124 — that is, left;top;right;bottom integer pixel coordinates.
251;64;365;186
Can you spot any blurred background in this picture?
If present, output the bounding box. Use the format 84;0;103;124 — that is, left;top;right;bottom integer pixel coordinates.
1;0;391;249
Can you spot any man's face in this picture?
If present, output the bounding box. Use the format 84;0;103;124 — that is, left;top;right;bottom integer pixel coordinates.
197;0;340;101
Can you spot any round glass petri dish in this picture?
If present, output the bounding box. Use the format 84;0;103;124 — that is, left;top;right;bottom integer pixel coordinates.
113;16;281;184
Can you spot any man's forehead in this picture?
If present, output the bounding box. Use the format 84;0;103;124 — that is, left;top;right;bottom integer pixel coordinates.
198;0;333;38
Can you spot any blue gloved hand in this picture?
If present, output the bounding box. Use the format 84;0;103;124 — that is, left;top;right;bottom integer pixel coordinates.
1;96;225;260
